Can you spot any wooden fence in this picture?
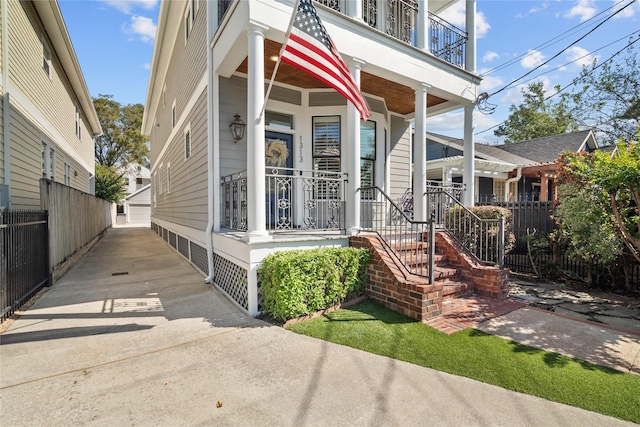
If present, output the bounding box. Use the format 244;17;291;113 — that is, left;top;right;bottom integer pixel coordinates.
40;179;112;279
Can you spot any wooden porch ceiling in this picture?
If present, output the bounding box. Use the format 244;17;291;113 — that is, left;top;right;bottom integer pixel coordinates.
235;39;447;116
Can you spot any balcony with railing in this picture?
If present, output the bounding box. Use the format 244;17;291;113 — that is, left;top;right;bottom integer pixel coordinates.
317;0;467;68
218;1;468;69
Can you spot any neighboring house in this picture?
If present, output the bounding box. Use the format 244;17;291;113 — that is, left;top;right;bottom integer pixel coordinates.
0;0;102;209
117;163;151;224
425;130;601;202
142;0;481;316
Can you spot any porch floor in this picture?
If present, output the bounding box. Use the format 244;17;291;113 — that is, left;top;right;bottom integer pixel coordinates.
425;295;524;335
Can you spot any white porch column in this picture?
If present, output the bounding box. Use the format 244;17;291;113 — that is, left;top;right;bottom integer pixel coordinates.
244;23;271;242
463;105;475;206
465;0;476;73
346;0;363;21
416;0;430;52
413;83;429;221
346;59;365;235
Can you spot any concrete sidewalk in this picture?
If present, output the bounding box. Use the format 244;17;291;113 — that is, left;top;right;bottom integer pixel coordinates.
0;227;636;426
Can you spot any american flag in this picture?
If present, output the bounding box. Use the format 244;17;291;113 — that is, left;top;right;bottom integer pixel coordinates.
281;0;371;120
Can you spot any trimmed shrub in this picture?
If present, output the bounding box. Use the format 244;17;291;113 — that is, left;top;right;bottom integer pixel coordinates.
258;247;370;321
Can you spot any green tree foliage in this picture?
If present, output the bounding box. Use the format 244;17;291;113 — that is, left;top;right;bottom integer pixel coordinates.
557;127;640;267
571;40;640;146
94;94;149;168
95;164;125;203
494;82;578;143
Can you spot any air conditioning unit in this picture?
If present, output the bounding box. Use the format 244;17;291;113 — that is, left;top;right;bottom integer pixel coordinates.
0;184;9;208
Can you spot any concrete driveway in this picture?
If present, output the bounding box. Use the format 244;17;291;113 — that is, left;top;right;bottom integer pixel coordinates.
0;227;635;426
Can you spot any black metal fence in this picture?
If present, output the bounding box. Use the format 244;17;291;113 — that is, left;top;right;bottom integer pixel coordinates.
478;200;639;290
1;209;49;322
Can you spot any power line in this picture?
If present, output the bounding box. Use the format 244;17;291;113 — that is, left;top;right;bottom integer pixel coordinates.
482;0;628;77
474;34;640;137
487;0;637;98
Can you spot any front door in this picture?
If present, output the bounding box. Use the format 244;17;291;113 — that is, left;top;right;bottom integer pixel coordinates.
265;132;294;228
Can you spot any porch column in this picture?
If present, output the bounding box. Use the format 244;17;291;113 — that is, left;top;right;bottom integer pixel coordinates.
346;59;365;235
465;0;476;73
463;105;475;206
540;174;549;202
413;83;429;221
346;0;363;21
416;0;430;52
244;23;271;242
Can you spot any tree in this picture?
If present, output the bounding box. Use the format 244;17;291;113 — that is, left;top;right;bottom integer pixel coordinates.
494;81;579;143
571;39;640;146
95;164;125;203
94;94;149;168
557;126;640;265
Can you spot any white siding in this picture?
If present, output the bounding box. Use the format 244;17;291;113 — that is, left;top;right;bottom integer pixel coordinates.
388;115;411;200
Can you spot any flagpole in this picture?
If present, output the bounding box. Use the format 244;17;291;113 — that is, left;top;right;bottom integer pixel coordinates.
259;0;301;123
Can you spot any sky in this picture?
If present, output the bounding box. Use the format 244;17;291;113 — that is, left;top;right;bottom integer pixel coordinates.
59;0;640;145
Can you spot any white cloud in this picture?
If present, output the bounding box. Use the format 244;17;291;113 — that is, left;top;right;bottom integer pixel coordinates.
143;63;151;70
439;0;490;38
124;15;157;43
564;0;597;22
482;51;499;63
478;75;504;92
565;46;598;68
499;77;554;105
613;0;640;19
520;49;546;69
101;0;158;14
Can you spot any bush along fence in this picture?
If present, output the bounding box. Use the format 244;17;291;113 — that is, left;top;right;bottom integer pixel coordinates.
479;199;640;291
1;209;49;321
258;247;370;322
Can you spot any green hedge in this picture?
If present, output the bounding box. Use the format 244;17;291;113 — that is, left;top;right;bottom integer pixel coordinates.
258;247;370;321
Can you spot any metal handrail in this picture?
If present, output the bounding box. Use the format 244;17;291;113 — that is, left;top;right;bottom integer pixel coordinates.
360;186;435;281
432;189;505;267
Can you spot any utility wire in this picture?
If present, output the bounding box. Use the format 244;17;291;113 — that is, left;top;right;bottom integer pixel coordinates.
482;0;628;77
487;0;637;98
474;34;640;137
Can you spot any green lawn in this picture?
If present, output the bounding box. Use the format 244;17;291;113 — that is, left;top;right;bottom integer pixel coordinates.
287;299;640;423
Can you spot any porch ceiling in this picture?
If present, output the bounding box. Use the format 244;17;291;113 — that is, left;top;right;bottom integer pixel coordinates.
235;39;447;115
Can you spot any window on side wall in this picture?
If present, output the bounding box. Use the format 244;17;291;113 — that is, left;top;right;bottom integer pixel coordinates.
42;36;52;78
172;101;176;128
185;7;192;41
360;120;376;191
167;164;171;194
184;125;192;159
49;148;55;180
75;106;82;139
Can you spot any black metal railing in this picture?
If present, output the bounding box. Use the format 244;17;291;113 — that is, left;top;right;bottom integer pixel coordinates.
360;186;435;280
426;180;464;226
1;209;49;322
221;167;347;232
429;12;466;68
436;191;505;267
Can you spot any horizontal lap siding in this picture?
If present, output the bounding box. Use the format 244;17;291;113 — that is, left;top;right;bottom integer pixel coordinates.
0;89;4;183
9;2;92;166
151;2;207;162
388;115;411;200
9;106;41;208
154;92;208;231
219;76;248;178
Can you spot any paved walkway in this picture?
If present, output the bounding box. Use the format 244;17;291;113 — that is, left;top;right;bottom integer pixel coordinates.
0;227;638;426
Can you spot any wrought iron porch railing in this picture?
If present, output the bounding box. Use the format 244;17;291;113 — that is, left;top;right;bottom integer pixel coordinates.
429;12;466;68
360;186;435;280
426;180;464;227
431;188;505;267
220;168;347;232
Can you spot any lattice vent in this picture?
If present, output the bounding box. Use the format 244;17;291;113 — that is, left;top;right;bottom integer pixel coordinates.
190;242;209;275
213;253;248;310
177;235;189;259
169;231;177;249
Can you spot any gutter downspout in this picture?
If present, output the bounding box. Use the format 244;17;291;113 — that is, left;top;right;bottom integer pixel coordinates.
505;166;522;202
204;4;216;284
2;0;11;205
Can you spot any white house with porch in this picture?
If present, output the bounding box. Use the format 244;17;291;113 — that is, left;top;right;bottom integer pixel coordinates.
142;0;481;317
